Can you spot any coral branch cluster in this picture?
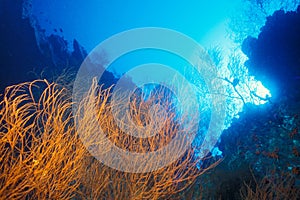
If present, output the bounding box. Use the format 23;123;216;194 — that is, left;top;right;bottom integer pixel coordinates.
0;80;213;199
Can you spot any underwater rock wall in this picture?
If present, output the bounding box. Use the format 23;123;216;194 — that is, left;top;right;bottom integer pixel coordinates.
0;0;124;95
242;6;300;99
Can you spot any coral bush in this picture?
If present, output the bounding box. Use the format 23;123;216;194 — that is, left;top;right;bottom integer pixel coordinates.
0;80;85;199
75;79;217;199
240;171;300;200
0;79;216;199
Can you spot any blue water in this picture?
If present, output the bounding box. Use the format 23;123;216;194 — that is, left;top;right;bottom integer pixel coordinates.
1;0;300;198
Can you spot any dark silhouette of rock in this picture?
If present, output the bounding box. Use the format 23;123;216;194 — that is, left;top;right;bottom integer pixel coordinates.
242;6;300;100
0;0;130;94
0;0;47;90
